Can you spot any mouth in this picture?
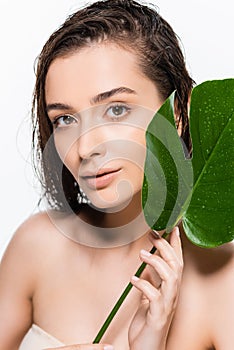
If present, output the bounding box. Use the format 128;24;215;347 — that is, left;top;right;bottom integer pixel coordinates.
80;168;122;189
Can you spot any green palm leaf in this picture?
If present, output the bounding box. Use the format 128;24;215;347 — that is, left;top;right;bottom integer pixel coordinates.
142;79;234;247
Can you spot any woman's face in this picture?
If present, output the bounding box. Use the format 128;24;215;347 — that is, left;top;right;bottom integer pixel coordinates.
45;43;163;210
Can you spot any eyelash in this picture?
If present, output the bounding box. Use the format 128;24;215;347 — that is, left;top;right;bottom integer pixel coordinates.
52;114;77;129
105;103;131;121
52;103;131;129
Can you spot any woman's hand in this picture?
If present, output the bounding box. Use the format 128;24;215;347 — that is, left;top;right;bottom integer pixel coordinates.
45;344;114;350
128;226;183;350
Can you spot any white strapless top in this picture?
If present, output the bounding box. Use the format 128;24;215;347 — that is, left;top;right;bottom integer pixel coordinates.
19;324;64;349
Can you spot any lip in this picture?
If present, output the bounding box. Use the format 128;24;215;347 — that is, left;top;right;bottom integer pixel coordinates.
81;168;122;190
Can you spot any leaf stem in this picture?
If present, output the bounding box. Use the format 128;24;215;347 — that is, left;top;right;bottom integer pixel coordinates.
92;245;157;343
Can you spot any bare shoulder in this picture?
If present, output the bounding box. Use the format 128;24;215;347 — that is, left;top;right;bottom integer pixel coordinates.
182;233;234;275
12;209;60;240
206;242;234;349
3;210;66;256
0;210;69;280
182;236;234;349
0;210;71;348
0;210;55;295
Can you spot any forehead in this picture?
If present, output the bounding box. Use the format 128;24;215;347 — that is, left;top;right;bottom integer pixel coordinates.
45;44;147;103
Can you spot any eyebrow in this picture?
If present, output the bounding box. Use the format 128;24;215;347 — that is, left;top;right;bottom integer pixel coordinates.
46;102;72;113
91;86;136;104
46;86;137;113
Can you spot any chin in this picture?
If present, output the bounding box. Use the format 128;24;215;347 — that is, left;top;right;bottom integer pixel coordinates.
88;185;143;215
88;191;134;213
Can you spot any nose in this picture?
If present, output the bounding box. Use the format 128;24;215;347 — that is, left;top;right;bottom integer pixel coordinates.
78;125;106;161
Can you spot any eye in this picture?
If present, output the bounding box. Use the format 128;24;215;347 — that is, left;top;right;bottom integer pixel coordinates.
53;114;78;128
105;104;131;120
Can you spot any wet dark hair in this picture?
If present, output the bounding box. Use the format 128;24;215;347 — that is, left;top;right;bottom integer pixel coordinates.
32;0;194;212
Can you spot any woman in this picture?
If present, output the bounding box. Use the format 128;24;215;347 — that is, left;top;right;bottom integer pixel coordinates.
0;1;233;349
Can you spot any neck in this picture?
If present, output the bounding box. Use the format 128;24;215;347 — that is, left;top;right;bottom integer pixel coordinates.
81;191;143;226
67;191;151;248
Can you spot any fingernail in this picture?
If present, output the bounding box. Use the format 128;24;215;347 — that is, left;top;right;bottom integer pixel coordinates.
104;345;114;350
140;249;151;257
131;275;139;282
151;230;161;239
175;226;180;236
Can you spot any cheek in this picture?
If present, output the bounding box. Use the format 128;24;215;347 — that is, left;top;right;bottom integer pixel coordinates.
102;125;147;174
120;128;146;167
126;130;147;189
54;131;80;179
108;128;146;193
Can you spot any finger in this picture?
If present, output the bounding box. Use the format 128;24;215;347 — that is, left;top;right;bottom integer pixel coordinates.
139;248;181;299
131;275;161;302
45;344;114;350
140;249;173;282
131;275;164;319
148;231;182;271
169;226;183;264
138;249;181;312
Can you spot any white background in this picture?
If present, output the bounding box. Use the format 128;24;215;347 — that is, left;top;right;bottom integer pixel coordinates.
0;0;233;257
